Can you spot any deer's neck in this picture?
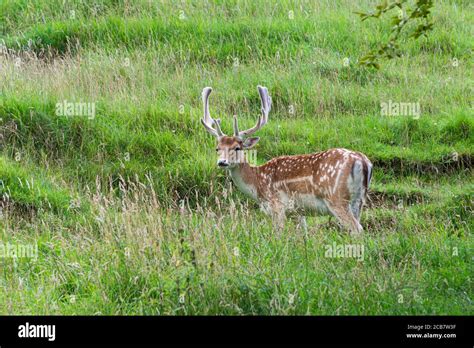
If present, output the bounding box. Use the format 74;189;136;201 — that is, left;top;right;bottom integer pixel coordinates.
229;162;259;200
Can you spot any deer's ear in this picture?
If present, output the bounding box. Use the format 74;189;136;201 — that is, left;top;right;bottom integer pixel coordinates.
243;137;260;149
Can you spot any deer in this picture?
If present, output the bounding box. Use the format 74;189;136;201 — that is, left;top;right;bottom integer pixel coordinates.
200;85;373;235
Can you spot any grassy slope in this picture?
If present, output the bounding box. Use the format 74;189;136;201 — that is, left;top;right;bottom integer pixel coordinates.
0;0;472;314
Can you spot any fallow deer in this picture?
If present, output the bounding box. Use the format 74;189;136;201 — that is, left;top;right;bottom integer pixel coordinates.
200;86;373;234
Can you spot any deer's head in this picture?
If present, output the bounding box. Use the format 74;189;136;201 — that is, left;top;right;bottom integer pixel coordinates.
200;86;271;168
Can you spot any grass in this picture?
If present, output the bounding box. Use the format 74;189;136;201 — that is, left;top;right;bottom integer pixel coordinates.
0;0;473;315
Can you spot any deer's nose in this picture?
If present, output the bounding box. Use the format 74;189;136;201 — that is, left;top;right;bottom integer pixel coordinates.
217;159;229;167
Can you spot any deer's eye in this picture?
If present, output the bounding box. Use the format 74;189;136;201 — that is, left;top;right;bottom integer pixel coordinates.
215;148;219;152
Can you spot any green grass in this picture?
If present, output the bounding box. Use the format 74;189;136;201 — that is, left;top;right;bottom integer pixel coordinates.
0;0;473;315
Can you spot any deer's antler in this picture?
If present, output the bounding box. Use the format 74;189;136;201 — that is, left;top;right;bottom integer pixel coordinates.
201;87;225;137
201;86;271;138
235;85;271;137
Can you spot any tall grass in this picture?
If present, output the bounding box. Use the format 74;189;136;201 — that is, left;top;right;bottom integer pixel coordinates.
1;175;471;314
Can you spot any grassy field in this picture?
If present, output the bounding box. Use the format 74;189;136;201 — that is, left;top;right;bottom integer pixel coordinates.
0;0;472;315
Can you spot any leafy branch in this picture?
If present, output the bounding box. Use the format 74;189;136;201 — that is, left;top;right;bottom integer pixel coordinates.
355;0;434;69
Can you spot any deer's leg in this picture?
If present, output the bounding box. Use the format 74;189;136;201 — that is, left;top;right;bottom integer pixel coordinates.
326;202;362;235
260;200;286;232
297;215;308;234
350;198;363;221
271;205;286;232
270;199;286;232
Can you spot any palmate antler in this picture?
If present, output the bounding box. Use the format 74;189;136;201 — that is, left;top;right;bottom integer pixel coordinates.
201;86;271;138
233;86;271;138
201;87;225;137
